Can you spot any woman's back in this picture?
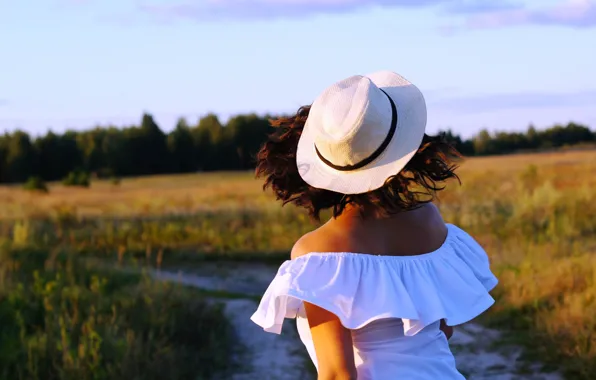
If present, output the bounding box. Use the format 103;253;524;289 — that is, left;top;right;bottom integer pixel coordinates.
250;71;497;379
350;319;457;379
291;203;449;260
253;223;497;379
300;318;460;379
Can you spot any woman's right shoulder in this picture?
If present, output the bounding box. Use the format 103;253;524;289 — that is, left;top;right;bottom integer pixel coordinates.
290;230;318;260
290;223;339;260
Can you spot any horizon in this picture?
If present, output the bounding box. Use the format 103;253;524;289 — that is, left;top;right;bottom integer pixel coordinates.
2;108;593;142
1;0;596;139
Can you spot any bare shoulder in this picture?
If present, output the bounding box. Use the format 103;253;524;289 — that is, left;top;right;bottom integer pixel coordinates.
290;230;318;260
427;202;446;223
291;203;447;260
290;223;337;260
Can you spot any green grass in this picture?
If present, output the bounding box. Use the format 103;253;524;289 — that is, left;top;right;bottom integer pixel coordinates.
0;208;313;258
0;246;233;380
1;149;595;379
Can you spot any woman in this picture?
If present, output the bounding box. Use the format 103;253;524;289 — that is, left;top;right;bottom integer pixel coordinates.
250;71;498;379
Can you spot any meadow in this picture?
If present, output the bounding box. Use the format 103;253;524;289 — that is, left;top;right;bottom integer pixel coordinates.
0;248;233;380
0;148;595;379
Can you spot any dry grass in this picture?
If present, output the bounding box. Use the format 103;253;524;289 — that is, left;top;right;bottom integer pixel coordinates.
0;172;269;220
1;149;594;220
1;148;596;378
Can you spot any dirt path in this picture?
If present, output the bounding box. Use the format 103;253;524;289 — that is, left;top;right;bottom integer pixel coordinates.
154;266;309;380
154;263;561;380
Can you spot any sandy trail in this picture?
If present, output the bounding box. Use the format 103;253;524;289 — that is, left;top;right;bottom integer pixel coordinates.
154;263;561;380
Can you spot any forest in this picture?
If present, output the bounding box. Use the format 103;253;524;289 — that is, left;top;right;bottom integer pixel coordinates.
0;111;593;184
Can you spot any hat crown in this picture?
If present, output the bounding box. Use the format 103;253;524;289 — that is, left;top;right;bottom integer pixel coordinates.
295;70;428;194
309;75;394;167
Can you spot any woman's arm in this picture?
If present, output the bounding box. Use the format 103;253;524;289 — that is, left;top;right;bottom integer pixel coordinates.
304;302;357;380
440;319;454;340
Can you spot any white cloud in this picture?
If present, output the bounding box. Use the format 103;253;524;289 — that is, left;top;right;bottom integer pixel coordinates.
137;0;513;21
430;89;596;113
460;0;596;29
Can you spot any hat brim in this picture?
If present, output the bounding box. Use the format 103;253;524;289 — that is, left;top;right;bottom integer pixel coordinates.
296;71;427;195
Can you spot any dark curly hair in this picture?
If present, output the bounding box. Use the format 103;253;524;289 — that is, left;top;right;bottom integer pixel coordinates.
256;106;462;222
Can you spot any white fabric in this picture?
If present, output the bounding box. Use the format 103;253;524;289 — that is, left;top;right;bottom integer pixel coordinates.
296;70;427;194
250;224;498;379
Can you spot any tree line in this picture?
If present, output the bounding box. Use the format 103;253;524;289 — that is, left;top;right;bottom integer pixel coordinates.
0;112;594;184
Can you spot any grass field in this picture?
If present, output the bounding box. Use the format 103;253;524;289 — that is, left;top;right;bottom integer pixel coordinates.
0;247;232;380
1;148;595;379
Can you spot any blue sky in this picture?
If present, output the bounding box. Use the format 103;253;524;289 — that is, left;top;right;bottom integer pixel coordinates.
1;0;595;138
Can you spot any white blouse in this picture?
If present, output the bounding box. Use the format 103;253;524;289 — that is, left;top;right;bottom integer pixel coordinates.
251;224;498;379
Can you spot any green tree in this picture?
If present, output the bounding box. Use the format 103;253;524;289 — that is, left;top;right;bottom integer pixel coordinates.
472;129;494;156
226;113;272;169
192;114;224;171
123;114;169;175
4;130;37;183
526;124;539;149
76;129;106;174
101;128;130;176
167;118;196;173
0;110;594;184
0;135;8;183
35;131;81;181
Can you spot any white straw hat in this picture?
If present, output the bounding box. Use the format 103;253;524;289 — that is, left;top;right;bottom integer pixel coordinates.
296;71;427;194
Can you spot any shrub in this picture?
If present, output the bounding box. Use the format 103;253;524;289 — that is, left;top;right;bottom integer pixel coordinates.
22;176;49;193
63;169;91;188
110;176;121;186
0;247;233;380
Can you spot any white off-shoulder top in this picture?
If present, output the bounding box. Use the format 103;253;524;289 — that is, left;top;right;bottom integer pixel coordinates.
250;224;498;379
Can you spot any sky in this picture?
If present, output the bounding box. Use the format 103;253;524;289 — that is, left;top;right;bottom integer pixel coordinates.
1;0;595;138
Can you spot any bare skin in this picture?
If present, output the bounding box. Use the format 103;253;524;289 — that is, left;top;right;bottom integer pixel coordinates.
291;203;453;380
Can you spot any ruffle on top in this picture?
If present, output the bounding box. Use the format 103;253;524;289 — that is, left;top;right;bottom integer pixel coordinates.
250;224;498;337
